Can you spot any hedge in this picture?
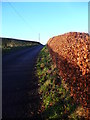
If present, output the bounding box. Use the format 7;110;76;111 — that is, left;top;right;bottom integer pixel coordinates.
47;32;90;118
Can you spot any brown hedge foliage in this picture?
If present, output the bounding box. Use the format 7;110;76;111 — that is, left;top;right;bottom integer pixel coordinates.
47;32;90;118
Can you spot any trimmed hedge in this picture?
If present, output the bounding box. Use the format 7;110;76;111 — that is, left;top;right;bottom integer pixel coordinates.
47;32;90;118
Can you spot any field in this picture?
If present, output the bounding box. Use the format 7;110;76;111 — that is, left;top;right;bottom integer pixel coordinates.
1;37;41;53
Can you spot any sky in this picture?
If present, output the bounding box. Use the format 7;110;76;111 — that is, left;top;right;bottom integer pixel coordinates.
0;2;88;44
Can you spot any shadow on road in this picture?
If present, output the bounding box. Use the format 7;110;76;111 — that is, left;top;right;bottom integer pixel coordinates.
2;45;44;119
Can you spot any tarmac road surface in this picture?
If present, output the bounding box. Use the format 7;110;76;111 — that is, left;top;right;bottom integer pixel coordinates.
2;45;43;119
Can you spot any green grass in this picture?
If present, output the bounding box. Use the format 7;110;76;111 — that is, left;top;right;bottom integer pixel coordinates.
2;45;36;54
2;37;41;54
36;46;86;120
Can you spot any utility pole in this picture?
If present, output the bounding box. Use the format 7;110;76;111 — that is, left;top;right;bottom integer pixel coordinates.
39;33;40;42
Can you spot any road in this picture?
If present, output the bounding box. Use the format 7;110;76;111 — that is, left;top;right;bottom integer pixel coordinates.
2;45;43;119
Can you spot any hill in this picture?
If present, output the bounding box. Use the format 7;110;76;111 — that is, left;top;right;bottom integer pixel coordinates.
2;37;41;48
0;37;41;53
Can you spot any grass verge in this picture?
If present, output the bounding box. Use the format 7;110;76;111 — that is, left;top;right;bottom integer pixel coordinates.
36;46;86;120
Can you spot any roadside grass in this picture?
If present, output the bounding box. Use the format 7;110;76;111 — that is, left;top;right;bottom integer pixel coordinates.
36;46;86;120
